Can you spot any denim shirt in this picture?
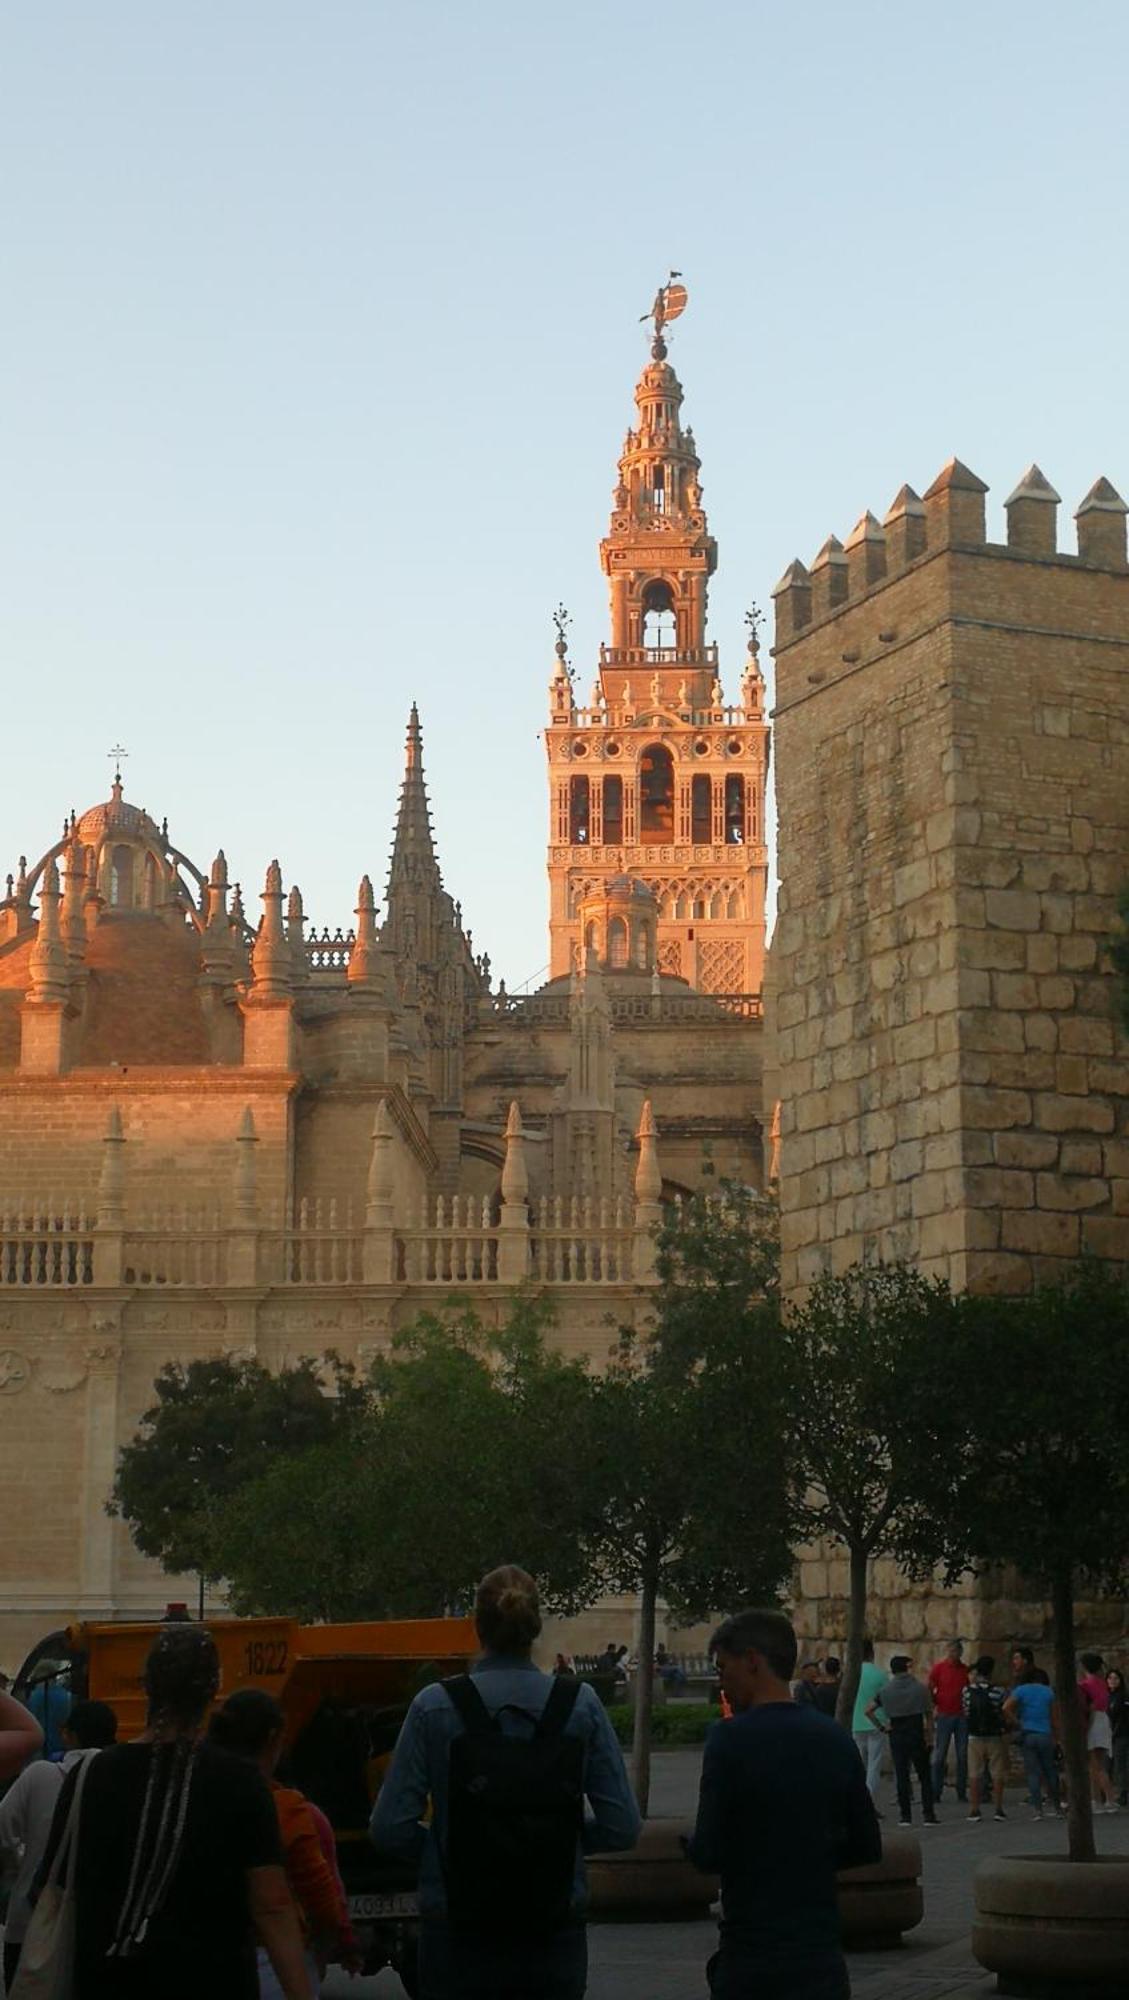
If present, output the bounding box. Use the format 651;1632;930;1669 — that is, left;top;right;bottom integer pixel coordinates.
370;1653;641;1918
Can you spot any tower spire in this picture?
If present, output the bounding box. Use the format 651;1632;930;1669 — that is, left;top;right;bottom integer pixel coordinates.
387;705;441;895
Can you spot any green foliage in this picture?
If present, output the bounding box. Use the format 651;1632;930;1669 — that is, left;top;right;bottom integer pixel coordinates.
212;1296;606;1621
605;1701;716;1747
781;1263;962;1564
896;1260;1129;1863
898;1261;1129;1597
109;1352;364;1581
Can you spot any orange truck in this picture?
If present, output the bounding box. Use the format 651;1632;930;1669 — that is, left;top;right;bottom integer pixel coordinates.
15;1610;477;1994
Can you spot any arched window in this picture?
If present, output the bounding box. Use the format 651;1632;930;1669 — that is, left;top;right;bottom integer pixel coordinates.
603;774;623;846
725;774;745;843
691;773;712;844
639;744;674;843
608;917;628;969
569;775;590;845
584;920;597;953
641;579;675;650
109;844;134;908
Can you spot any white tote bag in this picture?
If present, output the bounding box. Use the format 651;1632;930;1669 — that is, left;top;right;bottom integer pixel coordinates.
10;1753;93;2000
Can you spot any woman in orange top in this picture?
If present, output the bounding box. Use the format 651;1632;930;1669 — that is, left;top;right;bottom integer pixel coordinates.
210;1689;355;1994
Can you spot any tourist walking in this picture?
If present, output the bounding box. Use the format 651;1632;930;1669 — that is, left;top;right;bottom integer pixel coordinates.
1003;1664;1061;1819
928;1640;969;1803
1107;1668;1129;1808
851;1640;886;1805
1078;1652;1117;1812
866;1657;937;1827
0;1699;117;1990
209;1687;355;1992
961;1658;1008;1823
687;1607;880;2000
0;1684;42;1779
36;1625;315;1999
791;1661;821;1708
371;1563;640;1999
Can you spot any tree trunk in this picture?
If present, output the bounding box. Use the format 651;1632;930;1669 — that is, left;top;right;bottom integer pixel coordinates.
836;1541;868;1731
1052;1567;1094;1863
631;1564;659;1819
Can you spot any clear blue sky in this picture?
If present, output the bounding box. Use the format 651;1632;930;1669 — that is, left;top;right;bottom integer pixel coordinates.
3;2;1125;987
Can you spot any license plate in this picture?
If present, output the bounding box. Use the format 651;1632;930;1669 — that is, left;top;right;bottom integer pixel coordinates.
347;1891;418;1921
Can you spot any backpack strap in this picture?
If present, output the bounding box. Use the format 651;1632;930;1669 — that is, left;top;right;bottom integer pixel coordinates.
535;1673;582;1741
443;1674;499;1738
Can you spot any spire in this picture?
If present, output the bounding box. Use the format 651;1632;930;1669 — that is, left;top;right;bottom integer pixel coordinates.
387;706;441;895
347;874;383;992
250;859;292;999
28;860;67;1003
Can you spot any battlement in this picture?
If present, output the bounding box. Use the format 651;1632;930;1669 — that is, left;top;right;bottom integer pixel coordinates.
773;461;1128;647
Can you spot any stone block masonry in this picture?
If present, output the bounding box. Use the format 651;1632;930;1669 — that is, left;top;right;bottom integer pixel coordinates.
771;461;1129;1296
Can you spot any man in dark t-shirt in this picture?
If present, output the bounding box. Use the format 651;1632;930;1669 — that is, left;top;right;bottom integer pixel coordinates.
43;1738;284;2000
688;1608;881;2000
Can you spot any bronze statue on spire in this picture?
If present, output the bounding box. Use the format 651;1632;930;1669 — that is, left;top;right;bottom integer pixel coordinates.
639;273;687;358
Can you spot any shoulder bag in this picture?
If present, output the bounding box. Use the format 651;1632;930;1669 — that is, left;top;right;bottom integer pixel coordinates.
10;1752;94;2000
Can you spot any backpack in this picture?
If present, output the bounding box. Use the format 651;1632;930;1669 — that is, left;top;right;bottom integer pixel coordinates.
442;1672;584;1935
966;1683;1002;1737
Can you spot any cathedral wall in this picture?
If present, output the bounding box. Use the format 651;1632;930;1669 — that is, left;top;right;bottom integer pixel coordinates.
0;1076;294;1215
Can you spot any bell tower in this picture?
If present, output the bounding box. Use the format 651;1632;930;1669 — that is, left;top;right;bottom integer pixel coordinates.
545;286;769;995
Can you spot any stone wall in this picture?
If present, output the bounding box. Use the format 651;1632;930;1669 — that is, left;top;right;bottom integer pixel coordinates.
771;462;1129;1296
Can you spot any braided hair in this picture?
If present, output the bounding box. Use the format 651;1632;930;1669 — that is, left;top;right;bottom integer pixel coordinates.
106;1626;220;1959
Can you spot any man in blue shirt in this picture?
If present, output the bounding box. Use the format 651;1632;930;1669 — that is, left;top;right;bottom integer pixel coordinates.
688;1607;881;2000
372;1564;640;1998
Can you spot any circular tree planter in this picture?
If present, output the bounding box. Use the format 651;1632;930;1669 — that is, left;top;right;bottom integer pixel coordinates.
974;1855;1129;1996
838;1829;923;1949
588;1817;717;1921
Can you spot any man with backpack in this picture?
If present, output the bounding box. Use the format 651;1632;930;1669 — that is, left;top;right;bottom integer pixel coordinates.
371;1564;640;1999
962;1655;1010;1822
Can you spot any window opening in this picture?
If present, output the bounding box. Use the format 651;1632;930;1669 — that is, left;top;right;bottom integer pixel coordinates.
725;774;745;844
569;775;590;845
603;775;623;846
691;774;712;844
639;744;674;844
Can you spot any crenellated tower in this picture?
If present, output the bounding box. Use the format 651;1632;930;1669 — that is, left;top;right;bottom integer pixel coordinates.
545;295;769;994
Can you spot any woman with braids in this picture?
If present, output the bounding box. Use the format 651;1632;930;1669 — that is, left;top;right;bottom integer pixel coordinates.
209;1688;362;1994
38;1625;315;2000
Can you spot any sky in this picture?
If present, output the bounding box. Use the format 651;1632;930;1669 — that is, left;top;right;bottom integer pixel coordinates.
2;1;1127;989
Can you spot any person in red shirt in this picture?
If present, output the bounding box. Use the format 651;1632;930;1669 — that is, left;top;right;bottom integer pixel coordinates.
929;1640;971;1804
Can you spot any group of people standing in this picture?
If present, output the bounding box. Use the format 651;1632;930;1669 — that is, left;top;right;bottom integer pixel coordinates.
848;1637;1129;1824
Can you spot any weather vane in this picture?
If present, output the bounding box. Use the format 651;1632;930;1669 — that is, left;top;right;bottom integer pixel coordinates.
639;271;688;357
552;602;572;661
108;743;128;784
745;604;764;654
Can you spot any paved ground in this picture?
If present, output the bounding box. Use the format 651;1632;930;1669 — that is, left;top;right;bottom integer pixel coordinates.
323;1750;1129;2000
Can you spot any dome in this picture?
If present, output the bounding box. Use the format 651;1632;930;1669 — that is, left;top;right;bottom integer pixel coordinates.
75;780;160;847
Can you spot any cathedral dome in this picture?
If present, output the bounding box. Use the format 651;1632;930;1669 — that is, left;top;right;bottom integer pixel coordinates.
74;778;159;846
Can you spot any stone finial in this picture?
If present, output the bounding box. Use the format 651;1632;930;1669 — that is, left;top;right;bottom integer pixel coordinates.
884;483;927;567
1075;475;1128;569
635;1100;663;1204
500;1100;529;1207
234;1105;258;1218
28;860;67;1004
211;849;229;888
844;511;887;591
61;841;88;968
250;859;292;1000
286;884;308;986
772;559;812;643
1005;464;1060;558
347;874;382;992
98;1103;126;1222
923;458;988;547
201;850;233;979
810;535;849;617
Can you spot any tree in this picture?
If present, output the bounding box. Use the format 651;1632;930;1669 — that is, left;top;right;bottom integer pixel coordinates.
901;1261;1129;1863
109;1352;364;1587
779;1264;964;1731
211;1299;608;1622
599;1183;796;1813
